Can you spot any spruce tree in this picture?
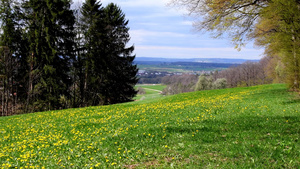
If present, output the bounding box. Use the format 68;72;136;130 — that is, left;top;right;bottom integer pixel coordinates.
101;3;138;104
79;1;138;105
23;0;75;111
79;0;106;106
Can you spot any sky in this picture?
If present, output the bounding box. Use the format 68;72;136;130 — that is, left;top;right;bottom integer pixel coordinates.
74;0;264;60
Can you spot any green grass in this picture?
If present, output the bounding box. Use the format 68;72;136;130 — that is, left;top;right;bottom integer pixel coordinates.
136;84;166;91
134;84;166;101
137;65;190;73
0;84;299;168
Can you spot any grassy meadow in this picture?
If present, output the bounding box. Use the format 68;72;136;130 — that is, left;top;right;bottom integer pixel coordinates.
134;84;166;101
0;84;299;168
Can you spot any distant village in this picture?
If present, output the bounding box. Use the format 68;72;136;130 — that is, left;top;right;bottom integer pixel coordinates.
137;70;204;76
137;70;209;84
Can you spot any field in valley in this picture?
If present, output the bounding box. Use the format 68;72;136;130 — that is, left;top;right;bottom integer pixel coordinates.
0;84;299;168
134;84;166;102
137;62;238;73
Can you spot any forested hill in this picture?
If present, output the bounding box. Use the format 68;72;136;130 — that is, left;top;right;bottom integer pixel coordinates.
134;57;260;64
135;61;239;70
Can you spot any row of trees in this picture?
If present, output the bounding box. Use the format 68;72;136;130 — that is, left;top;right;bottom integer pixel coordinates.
162;58;274;95
169;0;300;91
162;73;228;95
0;0;138;116
162;74;198;95
215;58;273;88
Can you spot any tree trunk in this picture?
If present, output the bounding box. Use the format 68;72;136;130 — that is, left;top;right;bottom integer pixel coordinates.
26;52;34;113
292;34;299;89
1;81;4;116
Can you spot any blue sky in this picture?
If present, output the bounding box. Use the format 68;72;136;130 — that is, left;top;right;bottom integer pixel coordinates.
75;0;264;60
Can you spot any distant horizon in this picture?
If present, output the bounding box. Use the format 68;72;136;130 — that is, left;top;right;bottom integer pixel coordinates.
135;56;260;61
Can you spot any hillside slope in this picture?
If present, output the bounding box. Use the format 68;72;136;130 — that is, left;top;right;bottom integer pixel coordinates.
0;84;299;168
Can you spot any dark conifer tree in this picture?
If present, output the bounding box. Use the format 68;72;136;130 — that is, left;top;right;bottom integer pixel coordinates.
23;0;75;111
79;0;106;106
0;0;20;50
101;3;138;104
1;0;138;114
79;1;138;105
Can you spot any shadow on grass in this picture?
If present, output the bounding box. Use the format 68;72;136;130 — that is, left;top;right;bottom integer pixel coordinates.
249;87;300;105
282;98;300;105
159;115;300;167
163;115;300;145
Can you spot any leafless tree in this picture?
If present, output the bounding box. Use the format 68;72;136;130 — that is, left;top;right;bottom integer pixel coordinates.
217;60;272;88
162;74;198;95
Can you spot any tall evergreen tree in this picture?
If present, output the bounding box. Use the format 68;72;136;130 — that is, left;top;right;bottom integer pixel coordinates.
1;0;138;114
0;0;20;49
79;0;106;106
79;1;138;105
23;0;75;111
101;3;138;104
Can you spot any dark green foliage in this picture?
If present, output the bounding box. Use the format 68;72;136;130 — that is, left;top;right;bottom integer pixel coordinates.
23;0;75;111
78;0;105;106
79;1;138;105
0;0;21;50
101;3;138;104
0;0;138;114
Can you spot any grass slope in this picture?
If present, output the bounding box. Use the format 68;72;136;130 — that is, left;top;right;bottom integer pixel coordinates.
134;84;166;101
135;84;166;91
0;84;299;168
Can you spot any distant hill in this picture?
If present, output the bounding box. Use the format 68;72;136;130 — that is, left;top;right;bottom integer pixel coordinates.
134;57;259;64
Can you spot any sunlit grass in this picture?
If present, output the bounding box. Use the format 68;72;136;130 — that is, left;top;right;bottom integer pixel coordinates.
135;84;166;91
134;84;166;101
0;84;299;168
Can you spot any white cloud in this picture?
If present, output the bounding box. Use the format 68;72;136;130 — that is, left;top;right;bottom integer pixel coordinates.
100;0;186;17
181;21;193;26
101;0;168;8
130;30;186;41
129;29;202;48
133;45;263;59
129;29;235;48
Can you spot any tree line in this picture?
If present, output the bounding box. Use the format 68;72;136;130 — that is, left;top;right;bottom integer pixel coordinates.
169;0;300;91
162;59;273;95
0;0;138;116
